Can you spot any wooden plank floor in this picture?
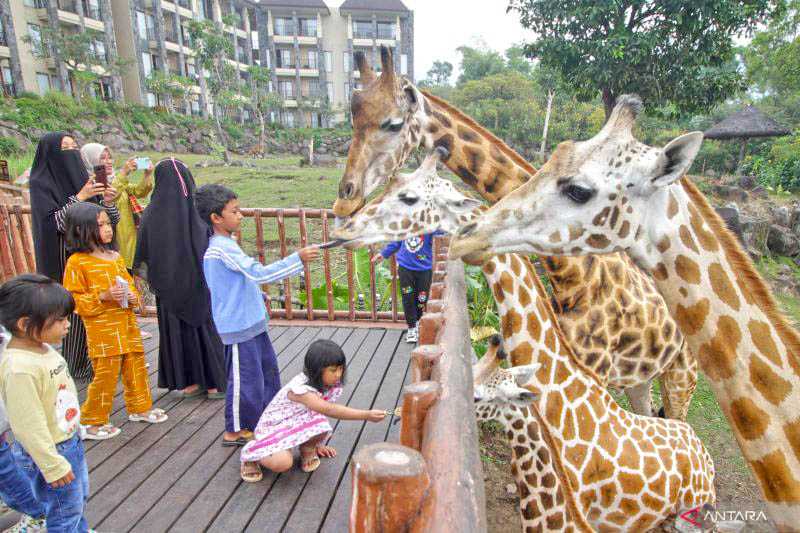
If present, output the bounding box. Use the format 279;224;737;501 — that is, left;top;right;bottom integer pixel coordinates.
72;322;414;533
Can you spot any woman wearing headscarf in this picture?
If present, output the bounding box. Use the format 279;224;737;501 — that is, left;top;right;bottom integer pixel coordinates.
29;132;120;380
80;143;154;270
133;158;225;397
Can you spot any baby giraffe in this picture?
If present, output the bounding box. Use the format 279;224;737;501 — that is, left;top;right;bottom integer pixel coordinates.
474;335;594;532
479;252;715;531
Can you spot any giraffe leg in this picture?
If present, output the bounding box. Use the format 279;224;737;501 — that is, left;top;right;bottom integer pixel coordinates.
659;344;698;421
624;381;655;417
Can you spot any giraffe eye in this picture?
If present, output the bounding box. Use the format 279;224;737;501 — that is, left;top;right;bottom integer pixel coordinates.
381;118;405;133
563;183;595;204
398;192;418;206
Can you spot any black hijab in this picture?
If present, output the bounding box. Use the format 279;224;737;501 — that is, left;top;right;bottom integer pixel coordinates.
29;132;90;281
134;158;211;326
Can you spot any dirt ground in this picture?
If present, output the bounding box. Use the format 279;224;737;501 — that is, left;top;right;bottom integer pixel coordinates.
479;422;775;532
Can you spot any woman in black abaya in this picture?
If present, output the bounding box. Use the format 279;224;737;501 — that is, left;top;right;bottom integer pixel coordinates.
134;158;226;396
29;132;120;381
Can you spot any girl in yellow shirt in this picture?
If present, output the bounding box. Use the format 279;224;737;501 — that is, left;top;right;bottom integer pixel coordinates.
62;202;167;440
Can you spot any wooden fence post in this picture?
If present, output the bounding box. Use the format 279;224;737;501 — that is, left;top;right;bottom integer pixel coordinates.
350;443;430;533
417;311;444;346
428;282;445;301
400;381;440;451
411;345;442;383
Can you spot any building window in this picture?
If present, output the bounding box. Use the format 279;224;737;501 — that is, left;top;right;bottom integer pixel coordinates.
401;54;408;76
1;66;13;96
343;52;350;73
344;82;350;102
274;17;294;37
326;81;333;102
135;11;147;40
283;111;295;127
28;24;46;56
93;38;106;62
146;92;156;107
353;20;373;39
298;18;316;37
191;99;200;115
276;49;292;68
142;52;152;77
377;21;395;40
85;0;101;20
278;80;294;99
306;80;320;98
36;72;50;95
146;14;155;41
324;51;332;72
305;50;317;70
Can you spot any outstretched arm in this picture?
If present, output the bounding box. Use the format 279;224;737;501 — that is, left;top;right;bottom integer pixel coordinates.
288;391;386;422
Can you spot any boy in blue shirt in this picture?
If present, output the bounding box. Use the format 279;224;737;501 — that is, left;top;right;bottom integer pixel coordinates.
196;185;319;451
372;232;442;343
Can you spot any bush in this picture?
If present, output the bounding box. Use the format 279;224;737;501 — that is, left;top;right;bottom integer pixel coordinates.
0;137;20;157
740;134;800;191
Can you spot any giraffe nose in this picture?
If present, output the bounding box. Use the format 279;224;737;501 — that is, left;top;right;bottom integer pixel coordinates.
340;182;355;200
459;222;477;237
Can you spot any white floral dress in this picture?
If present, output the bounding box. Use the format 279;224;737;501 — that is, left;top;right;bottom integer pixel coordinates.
241;373;342;463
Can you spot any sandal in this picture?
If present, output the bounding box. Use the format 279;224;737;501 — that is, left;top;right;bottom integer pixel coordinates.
300;448;320;473
240;461;262;483
221;430;254;447
206;391;226;400
82;424;121;441
128;408;168;424
180;388;205;398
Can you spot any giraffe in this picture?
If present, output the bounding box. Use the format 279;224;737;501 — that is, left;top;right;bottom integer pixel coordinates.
333;146;696;421
475;252;715;531
448;94;800;530
473;335;594;532
332;46;695;420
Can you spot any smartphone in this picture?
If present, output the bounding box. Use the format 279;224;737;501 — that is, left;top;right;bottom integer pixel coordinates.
93;165;108;186
135;156;151;170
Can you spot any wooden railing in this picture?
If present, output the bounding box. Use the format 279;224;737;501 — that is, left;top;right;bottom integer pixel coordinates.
350;236;488;532
0;203;405;326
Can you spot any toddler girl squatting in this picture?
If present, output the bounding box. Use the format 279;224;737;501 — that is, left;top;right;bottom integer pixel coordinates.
239;339;386;482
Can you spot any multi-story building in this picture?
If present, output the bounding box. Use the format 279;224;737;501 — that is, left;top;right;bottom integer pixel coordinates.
0;0;414;127
111;0;256;115
255;0;413;127
0;0;119;99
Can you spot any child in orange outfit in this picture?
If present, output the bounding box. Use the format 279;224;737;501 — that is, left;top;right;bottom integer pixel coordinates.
62;202;166;440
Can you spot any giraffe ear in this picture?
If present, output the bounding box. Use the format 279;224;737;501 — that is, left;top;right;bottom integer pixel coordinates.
508;363;541;386
650;132;704;189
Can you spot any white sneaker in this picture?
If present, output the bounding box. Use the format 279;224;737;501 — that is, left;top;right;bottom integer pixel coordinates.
4;515;46;532
405;326;418;343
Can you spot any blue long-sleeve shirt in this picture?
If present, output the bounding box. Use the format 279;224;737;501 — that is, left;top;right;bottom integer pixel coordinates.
380;232;443;271
203;234;304;345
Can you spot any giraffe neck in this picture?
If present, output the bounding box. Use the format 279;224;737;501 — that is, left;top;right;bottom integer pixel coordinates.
638;178;800;526
418;91;534;203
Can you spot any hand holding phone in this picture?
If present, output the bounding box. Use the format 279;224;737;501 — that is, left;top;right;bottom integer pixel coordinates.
93;165;108;187
135;157;151;170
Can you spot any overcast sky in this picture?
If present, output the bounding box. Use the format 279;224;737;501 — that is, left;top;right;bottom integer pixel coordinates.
328;0;537;82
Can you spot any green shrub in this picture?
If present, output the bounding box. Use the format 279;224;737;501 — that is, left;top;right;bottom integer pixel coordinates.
0;137;20;157
740;134;800;191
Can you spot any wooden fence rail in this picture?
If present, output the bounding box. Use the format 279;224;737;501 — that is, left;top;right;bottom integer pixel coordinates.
0;203;405;326
350;236;488;532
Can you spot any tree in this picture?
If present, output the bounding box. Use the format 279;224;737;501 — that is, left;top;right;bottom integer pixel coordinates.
742;0;800;97
245;65;283;147
508;0;781;118
504;45;533;78
456;44;506;84
186;16;238;160
24;29;129;100
145;71;193;113
426;60;453;86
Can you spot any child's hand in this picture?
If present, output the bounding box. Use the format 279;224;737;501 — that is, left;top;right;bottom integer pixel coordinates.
50;469;75;488
365;409;386;423
370;254;383;265
298;246;320;263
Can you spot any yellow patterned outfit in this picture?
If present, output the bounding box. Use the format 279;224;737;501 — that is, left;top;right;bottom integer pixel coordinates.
63;253;152;425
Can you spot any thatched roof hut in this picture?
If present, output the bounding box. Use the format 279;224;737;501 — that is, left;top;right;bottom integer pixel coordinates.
704;106;790;171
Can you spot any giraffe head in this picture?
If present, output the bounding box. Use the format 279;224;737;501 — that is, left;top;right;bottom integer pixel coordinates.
333;46;426;219
331;147;482;246
473;334;540;422
449;95;704;266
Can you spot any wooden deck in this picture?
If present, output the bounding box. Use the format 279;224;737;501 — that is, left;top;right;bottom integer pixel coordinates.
77;322;414;532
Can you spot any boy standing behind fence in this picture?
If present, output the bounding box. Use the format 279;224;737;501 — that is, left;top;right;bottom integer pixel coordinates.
196;185;319;446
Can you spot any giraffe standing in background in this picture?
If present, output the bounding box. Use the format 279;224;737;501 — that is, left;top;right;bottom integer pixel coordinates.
333;147;696;420
473;335;594;532
332;46;695;420
449;94;800;530
473;252;714;531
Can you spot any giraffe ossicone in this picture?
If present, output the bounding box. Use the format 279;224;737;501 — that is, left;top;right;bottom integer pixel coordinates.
450;94;800;530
